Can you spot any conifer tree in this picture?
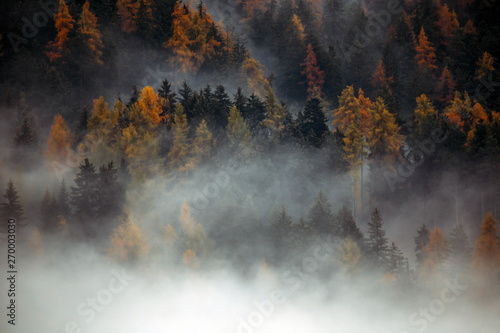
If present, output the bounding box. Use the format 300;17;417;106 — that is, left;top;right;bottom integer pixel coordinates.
473;212;500;273
0;179;25;233
299;97;328;147
186;119;213;170
423;226;450;272
227;105;251;145
272;205;293;263
448;224;471;267
40;189;59;233
14;114;37;148
46;0;74;62
301;44;325;99
168;104;190;171
308;191;334;235
45;114;71;162
70;158;99;237
366;208;390;267
78;1;104;65
58;179;71;218
335;205;364;244
415;224;430;266
415;27;437;70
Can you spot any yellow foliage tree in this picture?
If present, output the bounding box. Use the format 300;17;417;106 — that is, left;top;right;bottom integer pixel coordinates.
422;227;450;273
107;216;148;262
136;86;166;129
167;104;190;172
78;1;103;65
186;119;213;171
413;94;437;134
339;237;361;274
241;56;270;98
45;114;71;162
475;52;495;80
473;212;500;273
227;105;251;145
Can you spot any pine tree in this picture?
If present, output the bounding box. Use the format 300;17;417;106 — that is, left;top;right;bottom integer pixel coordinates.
40;189;59;233
308;191;334;236
335;205;364;244
58;179;71;218
272;205;293;263
244;93;266;131
46;0;74;62
366;208;390;268
168;104;190;172
387;241;409;277
415;224;430;266
70;158;99;237
0;179;25;233
299;97;328;147
301;44;325;99
45;114;71;162
97;161;122;219
78;1;104;65
448;224;471;268
14;114;37;148
473;212;500;273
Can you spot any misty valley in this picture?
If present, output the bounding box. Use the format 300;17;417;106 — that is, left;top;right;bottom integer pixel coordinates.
0;0;499;332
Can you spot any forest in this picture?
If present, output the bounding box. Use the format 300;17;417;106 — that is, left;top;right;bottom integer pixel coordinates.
0;0;499;332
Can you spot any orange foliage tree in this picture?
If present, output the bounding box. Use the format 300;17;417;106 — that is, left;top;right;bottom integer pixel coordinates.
46;0;74;62
78;1;103;65
473;213;500;273
415;27;437;70
45;114;71;162
301;44;325;99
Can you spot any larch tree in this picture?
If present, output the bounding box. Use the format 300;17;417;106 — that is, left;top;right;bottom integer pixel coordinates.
435;2;459;42
301;44;325;99
435;66;456;105
371;59;393;92
473;212;500;273
186;119;213;171
474;52;494;80
180;201;213;258
367;97;403;170
78;1;104;65
242;56;270;99
116;0;138;33
165;1;193;73
46;0;74;62
339;237;361;274
413;94;437;135
168;104;190;172
136;86;166;129
415;27;437;70
107;214;148;262
422;226;450;273
45;114;71;162
227;105;251;145
262;88;286;134
0;179;26;234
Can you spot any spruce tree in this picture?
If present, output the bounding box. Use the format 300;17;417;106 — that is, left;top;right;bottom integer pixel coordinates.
335;205;364;245
366;208;390;268
0;179;26;233
414;224;430;266
272;205;293;263
71;158;99;237
448;224;471;269
308;191;334;236
300;97;328;147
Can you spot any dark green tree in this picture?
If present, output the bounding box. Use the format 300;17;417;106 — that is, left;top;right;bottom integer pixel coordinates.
414;224;430;266
366;208;390;268
308;190;334;235
0;179;26;233
336;205;364;245
272;205;293;263
448;224;471;268
71;158;99;238
299;97;328;147
40;189;59;233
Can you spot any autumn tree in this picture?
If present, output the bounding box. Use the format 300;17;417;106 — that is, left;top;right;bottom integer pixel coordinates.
262;88;287;135
46;0;74;62
107;214;148;262
422;226;450;273
168;104;190;172
301;44;325;99
78;1;103;65
0;179;25;234
227;105;251;146
473;212;500;273
45;114;71;162
339;237;361;274
186;119;213;171
435;66;456;105
371;59;393;92
136;86;166;129
367;97;403;169
435;2;459;43
474;52;494;80
179;201;214;259
412;94;437;135
415;27;437;70
116;0;138;32
242;56;270;98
